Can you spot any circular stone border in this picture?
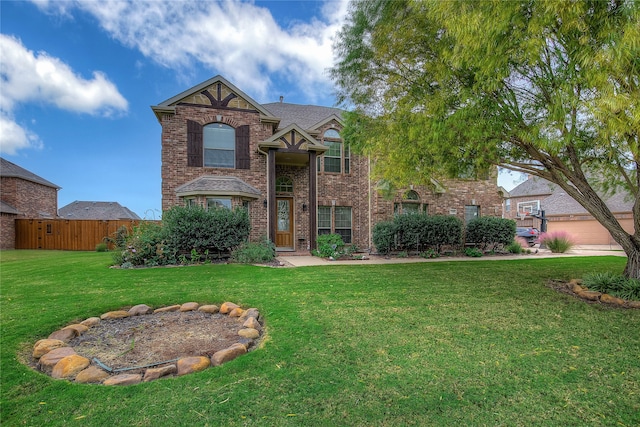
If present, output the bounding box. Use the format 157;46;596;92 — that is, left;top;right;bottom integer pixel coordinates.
29;302;264;385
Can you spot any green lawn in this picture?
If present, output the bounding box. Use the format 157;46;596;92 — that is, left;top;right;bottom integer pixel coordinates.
1;251;638;426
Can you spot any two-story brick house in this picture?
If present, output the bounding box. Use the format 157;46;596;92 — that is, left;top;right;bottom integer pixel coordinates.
0;157;60;249
152;75;504;253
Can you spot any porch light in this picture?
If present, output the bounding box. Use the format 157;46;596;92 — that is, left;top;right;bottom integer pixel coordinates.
263;199;268;208
302;203;307;212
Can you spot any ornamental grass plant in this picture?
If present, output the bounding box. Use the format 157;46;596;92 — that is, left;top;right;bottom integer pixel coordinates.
1;251;638;426
539;230;576;253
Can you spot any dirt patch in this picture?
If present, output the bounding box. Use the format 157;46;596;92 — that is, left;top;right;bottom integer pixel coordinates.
46;311;249;373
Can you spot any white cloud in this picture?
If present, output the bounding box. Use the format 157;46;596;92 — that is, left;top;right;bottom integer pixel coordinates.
33;0;349;103
0;34;128;154
0;113;43;155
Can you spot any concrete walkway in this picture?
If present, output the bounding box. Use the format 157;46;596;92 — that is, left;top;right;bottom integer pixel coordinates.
277;245;626;267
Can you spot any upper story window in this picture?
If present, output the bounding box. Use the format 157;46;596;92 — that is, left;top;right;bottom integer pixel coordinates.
320;129;349;174
204;123;235;168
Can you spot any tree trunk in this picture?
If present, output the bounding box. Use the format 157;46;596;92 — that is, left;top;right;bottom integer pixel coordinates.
624;248;640;280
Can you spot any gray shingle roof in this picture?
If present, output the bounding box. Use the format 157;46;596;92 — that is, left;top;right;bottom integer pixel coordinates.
541;189;634;215
262;102;343;130
175;176;261;198
0;157;60;189
508;176;557;197
59;201;141;220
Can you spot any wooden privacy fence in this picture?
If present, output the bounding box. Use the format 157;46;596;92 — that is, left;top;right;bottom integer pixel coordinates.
15;219;146;251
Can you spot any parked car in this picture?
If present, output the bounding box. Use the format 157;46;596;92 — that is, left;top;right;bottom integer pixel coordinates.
516;227;539;246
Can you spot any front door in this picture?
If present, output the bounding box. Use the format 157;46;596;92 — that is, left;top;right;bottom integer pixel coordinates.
276;197;294;249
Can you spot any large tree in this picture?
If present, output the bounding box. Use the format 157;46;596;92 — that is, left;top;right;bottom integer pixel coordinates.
331;0;639;278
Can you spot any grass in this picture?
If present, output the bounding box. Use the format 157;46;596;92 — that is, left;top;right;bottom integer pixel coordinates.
1;250;639;426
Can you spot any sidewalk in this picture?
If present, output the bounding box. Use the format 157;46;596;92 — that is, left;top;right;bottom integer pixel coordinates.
277;245;626;267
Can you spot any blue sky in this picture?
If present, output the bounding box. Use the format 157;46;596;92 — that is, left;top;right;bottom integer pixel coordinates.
1;0;522;218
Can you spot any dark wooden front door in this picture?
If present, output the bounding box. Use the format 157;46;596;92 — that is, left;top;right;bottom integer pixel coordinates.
275;197;294;249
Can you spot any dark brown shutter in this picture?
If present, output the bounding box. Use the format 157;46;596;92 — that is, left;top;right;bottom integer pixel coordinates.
187;120;203;167
235;125;250;169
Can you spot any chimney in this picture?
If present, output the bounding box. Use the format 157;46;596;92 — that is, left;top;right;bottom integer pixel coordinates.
279;96;284;103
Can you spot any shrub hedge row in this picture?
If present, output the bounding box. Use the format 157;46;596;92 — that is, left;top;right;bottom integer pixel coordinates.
372;214;516;255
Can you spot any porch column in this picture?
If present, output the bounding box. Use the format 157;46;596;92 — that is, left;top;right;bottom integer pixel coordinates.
309;151;317;251
268;148;276;244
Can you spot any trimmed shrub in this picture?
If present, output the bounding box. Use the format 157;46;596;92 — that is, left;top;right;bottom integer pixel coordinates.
539;231;575;253
313;234;345;258
465;217;516;250
232;236;276;264
113;221;165;267
372;221;396;255
162;205;250;258
372;214;463;254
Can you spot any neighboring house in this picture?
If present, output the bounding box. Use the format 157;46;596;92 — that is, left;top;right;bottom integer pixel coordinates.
506;175;635;245
59;201;141;220
152;75;504;253
0;157;60;249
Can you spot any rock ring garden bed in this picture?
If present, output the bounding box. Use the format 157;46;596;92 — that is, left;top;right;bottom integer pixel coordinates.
28;302;264;385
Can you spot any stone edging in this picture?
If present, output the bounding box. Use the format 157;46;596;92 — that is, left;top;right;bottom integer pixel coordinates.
30;302;263;385
566;279;640;308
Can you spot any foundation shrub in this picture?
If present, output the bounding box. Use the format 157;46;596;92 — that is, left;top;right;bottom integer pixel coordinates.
113;221;166;267
372;221;396;255
313;234;345;258
465;217;516;251
162;205;250;258
232;236;276;264
372;214;463;254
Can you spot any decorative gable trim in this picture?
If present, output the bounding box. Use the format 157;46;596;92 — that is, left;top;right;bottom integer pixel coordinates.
257;124;328;155
308;114;344;133
151;75;276;122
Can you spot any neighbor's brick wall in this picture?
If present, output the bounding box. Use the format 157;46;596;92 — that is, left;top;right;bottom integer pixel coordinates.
1;176;58;218
0;213;16;249
160;105;273;241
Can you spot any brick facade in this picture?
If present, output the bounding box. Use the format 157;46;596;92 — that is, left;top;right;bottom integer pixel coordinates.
155;76;505;253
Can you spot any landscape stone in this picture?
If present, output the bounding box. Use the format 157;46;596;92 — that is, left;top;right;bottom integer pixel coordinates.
100;310;130;320
51;355;90;379
153;305;181;313
180;302;200;312
38;347;76;373
228;307;245;317
242;317;262;331
128;304;153;316
219;302;239;314
48;328;78;342
33;339;66;358
177;356;210;375
63;324;89;334
241;308;260;320
80;317;101;327
601;294;625;306
627;300;640;309
238;328;260;339
198;305;220;314
211;343;246;366
578;290;602;301
103;373;142;386
75;366;110;384
570;282;584;293
143;364;177;381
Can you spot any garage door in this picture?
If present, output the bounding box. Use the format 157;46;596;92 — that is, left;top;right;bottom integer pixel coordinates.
547;218;635;245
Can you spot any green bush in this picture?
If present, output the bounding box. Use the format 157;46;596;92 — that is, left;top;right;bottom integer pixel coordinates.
583;272;640;301
113;221;166;267
95;242;108;252
313;234;345;258
372;221;396;255
465;247;483;257
539;231;575;253
506;240;523;254
466;217;516;250
372;214;463;254
162;205;250;258
232;237;276;264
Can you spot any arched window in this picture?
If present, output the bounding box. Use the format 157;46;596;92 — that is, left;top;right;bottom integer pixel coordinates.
204;123;235;168
394;190;428;215
322;129;349;174
276;176;294;193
